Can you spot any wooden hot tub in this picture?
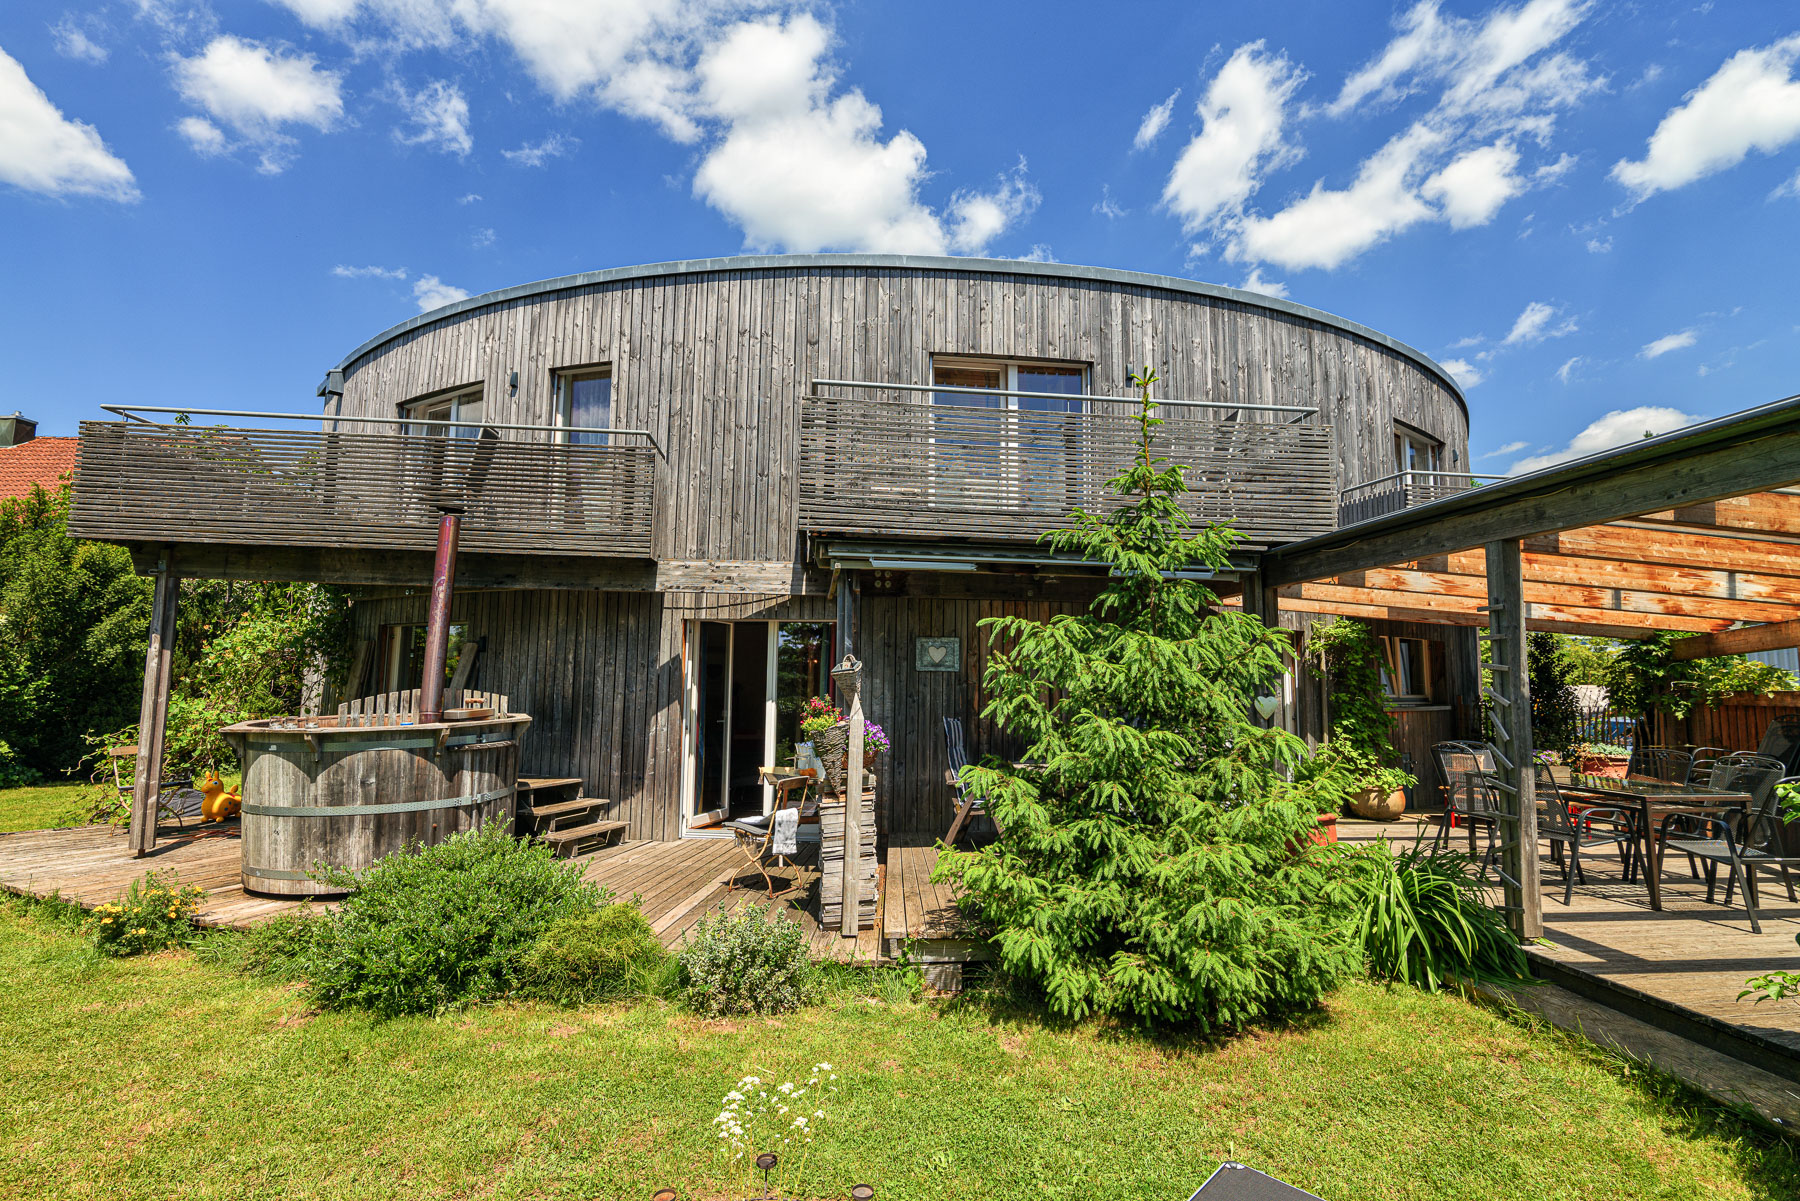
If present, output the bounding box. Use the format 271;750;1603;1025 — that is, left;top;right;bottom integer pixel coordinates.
221;713;532;897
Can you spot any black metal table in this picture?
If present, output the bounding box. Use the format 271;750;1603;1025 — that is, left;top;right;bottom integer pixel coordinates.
1561;774;1751;910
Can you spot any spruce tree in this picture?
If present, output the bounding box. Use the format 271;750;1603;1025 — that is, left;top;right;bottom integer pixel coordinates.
936;371;1357;1026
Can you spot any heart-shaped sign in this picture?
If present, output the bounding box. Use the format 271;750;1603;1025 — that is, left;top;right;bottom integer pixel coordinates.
928;644;948;664
1254;694;1280;720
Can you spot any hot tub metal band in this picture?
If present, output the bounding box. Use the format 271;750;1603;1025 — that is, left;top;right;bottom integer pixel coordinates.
240;785;516;818
241;731;515;754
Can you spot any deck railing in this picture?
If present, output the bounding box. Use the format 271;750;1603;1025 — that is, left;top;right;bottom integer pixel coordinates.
796;385;1337;548
1338;470;1505;526
70;419;657;557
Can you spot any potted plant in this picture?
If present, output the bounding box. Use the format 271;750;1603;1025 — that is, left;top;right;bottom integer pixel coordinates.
1566;741;1631;778
796;697;888;787
1305;619;1417;821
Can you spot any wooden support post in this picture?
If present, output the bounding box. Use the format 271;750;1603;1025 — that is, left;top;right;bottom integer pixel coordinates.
832;655;864;938
129;558;180;856
1485;537;1541;939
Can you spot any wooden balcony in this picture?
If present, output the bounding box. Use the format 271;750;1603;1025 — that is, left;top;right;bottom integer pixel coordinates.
796;392;1337;549
1338;470;1504;526
69;421;657;558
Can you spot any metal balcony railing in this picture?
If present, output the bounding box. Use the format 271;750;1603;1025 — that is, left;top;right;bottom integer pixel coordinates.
69;408;659;558
796;381;1337;548
1338;470;1504;526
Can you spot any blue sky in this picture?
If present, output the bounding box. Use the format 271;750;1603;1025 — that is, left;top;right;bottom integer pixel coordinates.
2;1;1797;473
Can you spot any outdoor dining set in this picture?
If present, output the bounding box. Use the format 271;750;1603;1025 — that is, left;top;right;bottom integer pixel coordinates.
1432;740;1800;933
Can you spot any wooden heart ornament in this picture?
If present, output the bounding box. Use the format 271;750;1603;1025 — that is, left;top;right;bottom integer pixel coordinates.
928;644;948;664
1254;694;1280;720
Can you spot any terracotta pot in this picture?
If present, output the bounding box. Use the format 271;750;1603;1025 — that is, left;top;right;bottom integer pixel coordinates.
1286;813;1339;856
1349;786;1407;820
1575;754;1630;779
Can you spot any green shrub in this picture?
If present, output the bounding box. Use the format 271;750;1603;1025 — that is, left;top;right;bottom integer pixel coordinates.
304;824;605;1017
520;904;671;1005
90;870;206;957
1342;839;1529;990
679;903;819;1017
204;904;328;980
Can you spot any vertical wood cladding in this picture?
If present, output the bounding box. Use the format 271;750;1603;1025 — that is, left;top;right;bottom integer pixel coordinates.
337;266;1467;563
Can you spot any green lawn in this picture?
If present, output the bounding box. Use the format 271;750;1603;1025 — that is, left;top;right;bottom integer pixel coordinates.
0;781;90;834
1;898;1794;1201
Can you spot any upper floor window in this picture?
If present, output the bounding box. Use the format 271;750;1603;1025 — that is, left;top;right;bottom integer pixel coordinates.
404;385;483;438
1395;425;1443;477
931;357;1087;413
555;367;612;446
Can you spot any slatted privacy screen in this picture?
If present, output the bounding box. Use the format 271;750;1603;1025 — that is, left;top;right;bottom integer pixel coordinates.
798;395;1337;547
70;421;656;557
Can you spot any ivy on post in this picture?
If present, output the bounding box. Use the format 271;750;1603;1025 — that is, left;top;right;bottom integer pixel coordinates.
1483;536;1541;939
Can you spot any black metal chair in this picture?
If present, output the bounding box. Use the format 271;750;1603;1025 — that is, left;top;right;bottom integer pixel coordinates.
1534;758;1637;904
1683;746;1728;785
1628;745;1691;783
1430;741;1497;854
1657;771;1800;934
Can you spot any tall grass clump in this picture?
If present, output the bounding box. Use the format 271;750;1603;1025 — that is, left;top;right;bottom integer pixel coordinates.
305;823;605;1016
520;903;672;1005
1342;838;1530;990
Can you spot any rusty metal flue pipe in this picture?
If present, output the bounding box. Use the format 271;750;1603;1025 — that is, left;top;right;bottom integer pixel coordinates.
418;504;463;724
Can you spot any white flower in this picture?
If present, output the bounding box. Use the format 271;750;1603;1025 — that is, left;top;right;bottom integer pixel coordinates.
814;1110;824;1118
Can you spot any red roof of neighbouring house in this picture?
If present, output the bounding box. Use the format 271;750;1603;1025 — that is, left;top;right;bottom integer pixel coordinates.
0;438;78;501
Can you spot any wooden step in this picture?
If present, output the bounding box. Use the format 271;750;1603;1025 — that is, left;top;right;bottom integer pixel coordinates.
517;777;584;794
540;820;628;858
523;796;608;825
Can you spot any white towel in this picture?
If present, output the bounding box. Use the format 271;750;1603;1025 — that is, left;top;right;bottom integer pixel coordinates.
772;805;799;856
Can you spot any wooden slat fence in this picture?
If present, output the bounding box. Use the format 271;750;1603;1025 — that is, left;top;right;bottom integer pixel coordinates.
1651;692;1800;753
797;394;1337;548
69;421;657;557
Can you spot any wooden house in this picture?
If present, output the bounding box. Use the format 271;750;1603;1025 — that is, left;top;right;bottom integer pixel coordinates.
68;254;1475;844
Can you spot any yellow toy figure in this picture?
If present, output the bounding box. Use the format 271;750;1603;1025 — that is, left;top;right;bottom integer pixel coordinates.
199;773;242;822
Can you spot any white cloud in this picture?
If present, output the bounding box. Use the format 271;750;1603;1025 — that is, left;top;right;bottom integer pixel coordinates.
51;17;109;64
394;79;471;156
1227;124;1439;271
172;36;343;172
458;191;481;204
271;4;1035;254
1013;244;1055;263
470;226;495;248
176;115;228;155
1441;357;1485;388
1222;0;1598;271
1163;43;1304;234
1585;235;1611;252
502;133;576;167
333;264;407;279
1555;355;1580;383
691;14;1033;255
1421;140;1523;227
1239;267;1289;298
1487;440;1529;456
1509;405;1699;474
1502;299;1576;345
0;47;137;201
1640;329;1697;359
412;274;468;312
1612;35;1800;201
1134;88;1180;150
1093;184;1125;219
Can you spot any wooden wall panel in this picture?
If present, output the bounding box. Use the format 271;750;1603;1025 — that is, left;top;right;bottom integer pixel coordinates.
336;266;1467;564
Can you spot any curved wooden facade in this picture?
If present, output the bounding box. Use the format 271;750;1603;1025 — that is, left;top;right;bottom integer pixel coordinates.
316;256;1467;841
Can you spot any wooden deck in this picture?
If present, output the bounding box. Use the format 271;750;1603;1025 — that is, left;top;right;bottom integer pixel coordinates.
1337;816;1800;1056
0;823;965;965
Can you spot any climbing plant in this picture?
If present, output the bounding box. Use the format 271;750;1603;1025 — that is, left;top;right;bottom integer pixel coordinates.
1304;618;1413;801
934;369;1358;1027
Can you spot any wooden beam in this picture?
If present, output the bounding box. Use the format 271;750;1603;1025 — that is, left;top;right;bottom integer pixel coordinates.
1261;403;1800;586
1285;582;1730;633
1321;569;1800;624
1434;549;1800;604
1667;617;1800;661
1528;526;1800;576
1487;538;1541;940
1274;596;1705;642
129;560;179;856
1635;491;1800;537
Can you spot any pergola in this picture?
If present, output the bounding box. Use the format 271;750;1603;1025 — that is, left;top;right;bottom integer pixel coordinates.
1243;392;1800;937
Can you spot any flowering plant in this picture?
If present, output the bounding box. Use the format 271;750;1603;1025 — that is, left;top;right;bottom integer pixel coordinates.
797;697;842;741
91;870;206;957
713;1063;839;1199
862;723;889;759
